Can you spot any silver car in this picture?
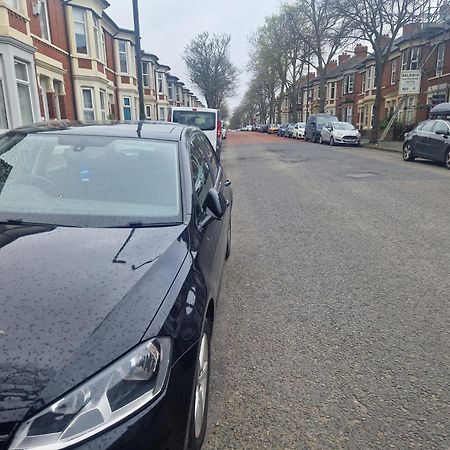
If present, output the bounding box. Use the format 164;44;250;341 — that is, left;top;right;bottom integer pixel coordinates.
320;121;361;146
292;122;306;139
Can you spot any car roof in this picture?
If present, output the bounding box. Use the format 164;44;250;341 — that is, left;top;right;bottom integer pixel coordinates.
4;121;192;141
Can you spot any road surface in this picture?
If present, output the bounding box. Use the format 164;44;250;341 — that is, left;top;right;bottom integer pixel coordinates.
204;132;450;449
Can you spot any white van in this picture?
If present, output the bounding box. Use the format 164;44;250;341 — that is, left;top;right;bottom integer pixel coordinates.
170;107;222;156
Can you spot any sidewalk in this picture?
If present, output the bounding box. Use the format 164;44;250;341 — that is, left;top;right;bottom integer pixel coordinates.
361;139;403;153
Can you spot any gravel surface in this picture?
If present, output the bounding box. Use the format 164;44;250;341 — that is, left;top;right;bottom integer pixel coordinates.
204;132;450;449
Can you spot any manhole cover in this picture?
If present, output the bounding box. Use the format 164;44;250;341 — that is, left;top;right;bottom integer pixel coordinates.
345;173;378;179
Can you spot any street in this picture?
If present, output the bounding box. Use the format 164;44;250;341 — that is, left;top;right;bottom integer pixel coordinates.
204;132;450;449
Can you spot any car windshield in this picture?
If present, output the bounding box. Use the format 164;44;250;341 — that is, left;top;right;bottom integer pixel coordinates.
333;122;355;130
172;110;216;131
0;134;182;227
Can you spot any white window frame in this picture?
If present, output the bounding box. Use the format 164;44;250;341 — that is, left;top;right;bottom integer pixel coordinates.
118;40;129;74
39;0;51;42
370;104;375;127
122;96;131;119
142;62;150;87
101;31;107;64
159;106;165;120
406;96;415;123
157;72;163;94
346;105;353;124
391;60;397;85
73;8;89;55
402;47;420;71
168;83;173;100
145;105;152;119
82;87;95;121
361;72;366;93
436;43;445;77
93;16;103;61
15;60;35;125
99;89;106;121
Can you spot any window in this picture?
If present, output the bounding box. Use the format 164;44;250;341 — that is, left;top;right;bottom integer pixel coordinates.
0;80;8;129
82;88;95;121
99;89;106;121
159;107;165;120
172;110;216;131
436;43;445;77
391;60;397;84
421;120;435;132
15;60;34;125
366;68;373;91
93;16;102;61
190;139;215;212
196;133;219;178
434;120;450;134
142;62;150;87
5;0;19;10
343;74;354;94
39;0;51;41
157;73;163;93
358;106;365;128
176;87;180;102
370;104;375;127
328;82;336;100
168;83;174;100
361;72;366;92
102;32;107;64
406;96;415;124
118;41;128;74
346;105;353;124
145;105;152;119
123;96;131;120
73;8;88;55
402;47;420;71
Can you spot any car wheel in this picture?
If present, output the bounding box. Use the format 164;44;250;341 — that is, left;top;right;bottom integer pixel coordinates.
403;143;415;161
188;320;212;450
445;149;450;169
225;219;231;259
330;137;334;146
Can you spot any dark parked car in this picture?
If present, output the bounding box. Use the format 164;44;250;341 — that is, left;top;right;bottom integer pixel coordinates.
277;123;290;137
0;121;232;449
304;114;339;143
403;119;450;169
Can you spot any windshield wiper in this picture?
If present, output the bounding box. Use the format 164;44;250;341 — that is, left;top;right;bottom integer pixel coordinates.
0;219;69;227
115;221;183;228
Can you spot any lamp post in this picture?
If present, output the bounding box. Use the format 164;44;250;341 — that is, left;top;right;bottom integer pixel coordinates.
133;0;146;120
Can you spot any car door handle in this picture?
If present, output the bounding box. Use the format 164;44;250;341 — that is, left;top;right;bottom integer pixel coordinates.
224;179;231;187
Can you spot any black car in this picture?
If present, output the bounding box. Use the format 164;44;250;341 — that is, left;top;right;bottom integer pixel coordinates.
0;121;232;450
304;114;339;143
403;119;450;169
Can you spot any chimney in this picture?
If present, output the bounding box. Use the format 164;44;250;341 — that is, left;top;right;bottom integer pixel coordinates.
354;44;368;57
339;54;351;65
327;60;338;70
403;23;421;36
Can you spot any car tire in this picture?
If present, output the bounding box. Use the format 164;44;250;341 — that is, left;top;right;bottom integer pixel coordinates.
403;143;415;161
330;137;334;146
225;219;231;259
187;319;212;450
445;149;450;169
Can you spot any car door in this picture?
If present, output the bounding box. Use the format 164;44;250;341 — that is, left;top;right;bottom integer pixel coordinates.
322;123;331;142
190;133;230;300
415;120;436;158
431;120;450;162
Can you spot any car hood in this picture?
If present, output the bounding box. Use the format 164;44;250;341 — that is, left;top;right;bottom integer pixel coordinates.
0;223;188;423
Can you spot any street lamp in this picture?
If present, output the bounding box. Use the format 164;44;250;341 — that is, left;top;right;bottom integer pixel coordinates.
133;0;146;120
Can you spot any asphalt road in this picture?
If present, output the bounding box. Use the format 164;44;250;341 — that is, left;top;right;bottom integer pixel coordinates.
204;132;450;449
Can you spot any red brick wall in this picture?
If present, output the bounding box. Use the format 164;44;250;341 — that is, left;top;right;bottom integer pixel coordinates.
78;58;92;69
121;76;130;84
8;9;27;34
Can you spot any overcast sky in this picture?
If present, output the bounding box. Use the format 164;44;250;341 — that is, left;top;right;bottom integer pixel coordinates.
107;0;281;111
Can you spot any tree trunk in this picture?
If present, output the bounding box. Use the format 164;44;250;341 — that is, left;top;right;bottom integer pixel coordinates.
319;68;327;113
277;84;285;124
370;56;384;144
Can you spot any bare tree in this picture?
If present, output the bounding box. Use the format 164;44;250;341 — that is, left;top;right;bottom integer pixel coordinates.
294;0;355;113
183;33;240;109
338;0;443;142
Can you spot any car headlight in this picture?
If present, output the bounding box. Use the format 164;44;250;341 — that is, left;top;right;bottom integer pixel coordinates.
10;338;171;450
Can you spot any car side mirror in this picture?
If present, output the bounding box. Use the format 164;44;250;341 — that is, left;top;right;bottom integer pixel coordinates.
435;130;447;135
203;188;227;220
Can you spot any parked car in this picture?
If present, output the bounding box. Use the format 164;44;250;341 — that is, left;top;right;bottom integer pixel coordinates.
277;123;290;137
305;114;339;143
268;124;279;134
0;121;233;449
292;122;306;139
403;119;450;169
171;106;221;156
320;121;361;146
286;124;296;138
262;124;269;133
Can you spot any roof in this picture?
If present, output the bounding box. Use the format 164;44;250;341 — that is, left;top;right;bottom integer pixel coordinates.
4;121;190;142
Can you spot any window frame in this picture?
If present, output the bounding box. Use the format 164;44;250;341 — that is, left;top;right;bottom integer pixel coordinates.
5;0;20;11
436;43;445;77
157;72;164;94
402;47;420;71
73;8;88;55
346;105;353;124
142;62;150;87
15;60;35;126
93;16;104;62
118;40;129;74
145;105;152;119
99;89;107;121
39;0;51;42
391;60;397;85
81;87;95;121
